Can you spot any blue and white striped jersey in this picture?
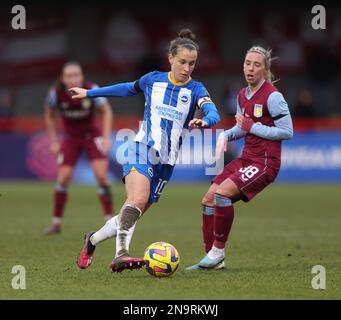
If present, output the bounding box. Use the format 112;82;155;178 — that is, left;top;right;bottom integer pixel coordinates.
87;70;220;165
133;71;217;165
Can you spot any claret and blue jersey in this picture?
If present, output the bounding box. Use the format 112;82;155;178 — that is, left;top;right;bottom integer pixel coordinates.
87;71;220;202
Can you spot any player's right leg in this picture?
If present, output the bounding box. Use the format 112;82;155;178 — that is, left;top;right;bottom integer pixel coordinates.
77;199;152;270
45;137;81;235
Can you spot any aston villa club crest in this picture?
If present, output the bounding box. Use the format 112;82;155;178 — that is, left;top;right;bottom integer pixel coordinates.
61;102;69;109
82;98;91;109
253;104;263;118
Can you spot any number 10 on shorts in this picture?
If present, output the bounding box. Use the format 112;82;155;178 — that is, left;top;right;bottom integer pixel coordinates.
155;179;168;197
239;165;259;182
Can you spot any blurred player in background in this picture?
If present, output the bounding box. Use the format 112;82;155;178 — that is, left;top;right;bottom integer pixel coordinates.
44;61;114;234
70;29;221;272
187;46;294;270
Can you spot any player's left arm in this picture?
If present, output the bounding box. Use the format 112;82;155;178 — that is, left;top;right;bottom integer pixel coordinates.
189;85;220;128
236;92;294;140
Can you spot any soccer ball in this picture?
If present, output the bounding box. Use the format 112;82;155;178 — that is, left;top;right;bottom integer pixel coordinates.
143;241;180;277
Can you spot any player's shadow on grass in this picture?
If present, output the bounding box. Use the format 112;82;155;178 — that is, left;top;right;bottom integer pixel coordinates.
178;262;311;278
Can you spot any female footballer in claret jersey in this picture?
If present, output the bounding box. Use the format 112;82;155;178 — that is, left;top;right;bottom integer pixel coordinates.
187;46;293;270
70;29;221;272
44;61;114;234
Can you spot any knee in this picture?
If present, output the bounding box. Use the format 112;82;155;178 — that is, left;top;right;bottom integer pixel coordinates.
96;173;108;186
215;188;234;199
127;195;149;212
202;192;215;207
58;172;72;186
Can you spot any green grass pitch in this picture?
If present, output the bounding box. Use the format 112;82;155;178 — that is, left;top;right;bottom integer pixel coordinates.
0;181;340;299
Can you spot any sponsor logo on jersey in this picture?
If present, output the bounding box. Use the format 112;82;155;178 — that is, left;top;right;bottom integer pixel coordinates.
155;105;183;121
63;109;90;119
82;98;91;109
253;104;263;118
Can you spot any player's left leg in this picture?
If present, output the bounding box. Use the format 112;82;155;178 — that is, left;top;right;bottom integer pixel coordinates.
110;161;173;272
91;158;113;221
110;169;150;272
201;183;219;254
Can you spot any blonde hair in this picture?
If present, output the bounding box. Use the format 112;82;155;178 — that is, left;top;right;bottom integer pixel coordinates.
246;46;278;84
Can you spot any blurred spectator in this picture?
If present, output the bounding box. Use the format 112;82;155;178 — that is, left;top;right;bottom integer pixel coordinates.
221;81;242;116
0;87;14;117
135;50;163;78
307;44;338;117
102;12;147;70
293;88;316;118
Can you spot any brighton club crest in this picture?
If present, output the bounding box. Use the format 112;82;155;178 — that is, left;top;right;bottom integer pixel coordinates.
253;104;263;118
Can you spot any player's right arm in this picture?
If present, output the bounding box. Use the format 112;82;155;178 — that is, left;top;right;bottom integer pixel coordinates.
44;89;60;158
69;72;152;99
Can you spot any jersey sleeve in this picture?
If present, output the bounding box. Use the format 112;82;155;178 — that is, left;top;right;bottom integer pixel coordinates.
91;83;109;107
219;96;246;141
195;83;220;127
267;92;291;119
236;96;243;114
133;71;154;92
249;91;294;140
45;88;57;108
195;83;213;109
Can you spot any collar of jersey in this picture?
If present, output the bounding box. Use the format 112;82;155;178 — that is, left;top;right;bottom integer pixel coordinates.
168;72;192;86
246;79;266;100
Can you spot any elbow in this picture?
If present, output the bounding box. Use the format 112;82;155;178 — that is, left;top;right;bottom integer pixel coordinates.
284;128;294;140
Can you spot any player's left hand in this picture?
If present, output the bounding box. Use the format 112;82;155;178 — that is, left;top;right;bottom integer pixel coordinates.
215;138;228;161
235;113;254;132
189;118;209;128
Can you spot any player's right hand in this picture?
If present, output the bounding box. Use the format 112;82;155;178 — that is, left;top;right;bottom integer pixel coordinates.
50;141;60;158
69;87;87;99
215;138;228;161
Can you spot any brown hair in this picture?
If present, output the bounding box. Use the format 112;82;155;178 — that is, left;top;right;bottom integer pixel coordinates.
61;61;82;75
56;61;83;90
169;28;199;56
246;46;279;84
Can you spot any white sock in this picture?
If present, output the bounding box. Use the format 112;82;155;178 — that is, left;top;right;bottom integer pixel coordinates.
52;217;61;225
90;215;119;246
207;245;225;260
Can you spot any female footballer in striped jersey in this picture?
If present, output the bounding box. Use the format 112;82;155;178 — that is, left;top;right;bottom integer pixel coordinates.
70;29;221;272
187;46;294;270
